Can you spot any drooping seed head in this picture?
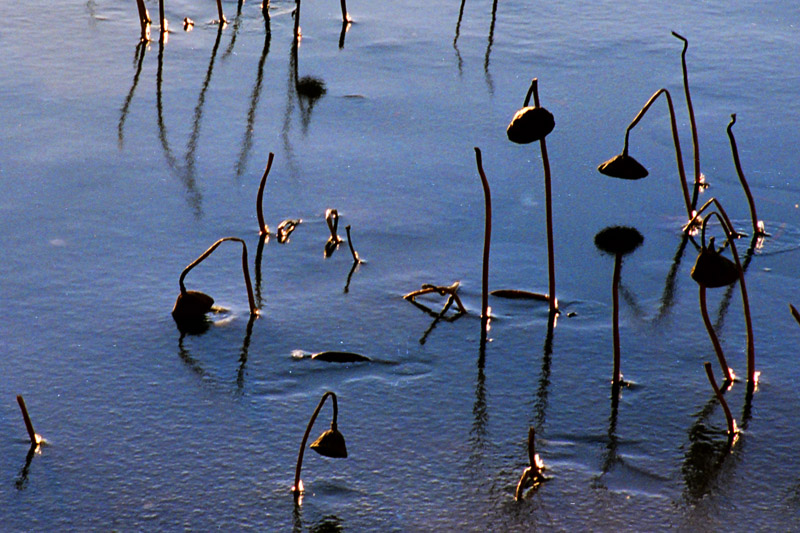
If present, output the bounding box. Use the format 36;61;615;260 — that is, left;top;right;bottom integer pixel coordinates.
691;245;739;288
597;153;649;180
310;426;348;458
172;290;214;320
506;106;555;144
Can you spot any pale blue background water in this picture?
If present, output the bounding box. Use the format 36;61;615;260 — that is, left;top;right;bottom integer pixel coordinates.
1;0;800;530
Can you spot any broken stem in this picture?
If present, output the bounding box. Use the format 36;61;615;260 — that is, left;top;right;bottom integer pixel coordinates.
16;395;39;446
672;31;702;210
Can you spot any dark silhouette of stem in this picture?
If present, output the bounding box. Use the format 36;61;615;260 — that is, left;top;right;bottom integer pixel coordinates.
790;304;800;327
178;237;259;316
293;391;339;495
699;286;733;383
672;31;702;211
622;88;692;220
16;396;38;446
727;114;764;236
257;153;275;235
474;148;492;336
704;362;736;446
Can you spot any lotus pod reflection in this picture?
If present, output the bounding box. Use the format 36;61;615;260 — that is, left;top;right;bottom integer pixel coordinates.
310;426;348;458
506;106;555;144
594;226;644;257
597;153;649;180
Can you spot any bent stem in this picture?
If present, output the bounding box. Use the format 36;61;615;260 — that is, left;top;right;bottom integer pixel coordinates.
704;362;737;446
257;152;275;235
178;237;259;316
672;31;703;210
699;285;734;383
622;88;693;220
345;225;361;263
474;147;492;331
684;197;742;239
292;391;339;495
727;114;765;236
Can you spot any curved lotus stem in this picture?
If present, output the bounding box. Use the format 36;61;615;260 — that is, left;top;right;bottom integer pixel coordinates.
704;362;737;446
672;32;703;210
683;196;742;239
622;88;693;220
257;153;275;235
292;391;340;495
701;212;756;387
474;147;492;333
178;237;258;316
727;114;765;236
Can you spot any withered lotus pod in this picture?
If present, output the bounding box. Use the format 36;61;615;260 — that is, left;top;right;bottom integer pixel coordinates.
506;106;555;144
310;426;348;458
597;153;649;180
172;290;214;321
594;226;644;257
691;244;738;288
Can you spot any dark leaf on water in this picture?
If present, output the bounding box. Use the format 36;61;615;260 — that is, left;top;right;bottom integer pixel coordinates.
311;351;371;363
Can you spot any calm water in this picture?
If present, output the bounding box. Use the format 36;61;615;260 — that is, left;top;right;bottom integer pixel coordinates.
2;0;800;530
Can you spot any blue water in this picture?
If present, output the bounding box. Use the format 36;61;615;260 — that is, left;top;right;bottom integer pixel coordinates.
2;0;800;530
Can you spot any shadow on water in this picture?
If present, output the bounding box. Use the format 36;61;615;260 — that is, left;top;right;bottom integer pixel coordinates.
221;0;245;62
235;14;272;178
533;311;556;429
176;313;257;392
118;41;147;149
483;0;498;95
712;233;759;335
293;504;345;533
453;0;466;76
254;233;269;308
15;444;38;491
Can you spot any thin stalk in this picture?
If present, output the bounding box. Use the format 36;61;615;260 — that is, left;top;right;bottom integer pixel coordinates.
345;225;361;263
612;254;622;387
135;0;151;40
727;114;764;236
215;0;226;23
257;152;275;235
791;304;800;327
672;31;702;210
178;237;259;316
295;0;350;37
293;391;338;495
474;147;492;328
699;285;734;383
704;362;737;445
526;79;558;314
622;88;693;219
16;396;39;446
158;0;166;35
704;212;756;387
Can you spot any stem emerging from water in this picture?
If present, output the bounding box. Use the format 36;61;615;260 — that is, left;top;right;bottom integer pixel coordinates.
727;114;764;236
257;152;275;235
293;391;339;495
474;147;492;333
672;31;702;211
699;285;734;383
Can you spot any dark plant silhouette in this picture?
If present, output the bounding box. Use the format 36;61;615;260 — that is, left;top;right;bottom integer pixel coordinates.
172;237;259;329
728;114;767;237
598;88;694;221
672;31;705;209
691;220;740;383
504;78;557;315
292;391;348;499
594;226;644;389
135;0;151;41
791;304;800;327
257;153;275;235
474;147;492;342
17;395;44;447
704;362;738;447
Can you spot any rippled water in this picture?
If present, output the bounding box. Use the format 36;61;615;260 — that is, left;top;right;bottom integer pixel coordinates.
2;0;800;530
